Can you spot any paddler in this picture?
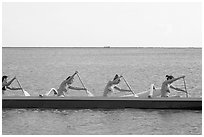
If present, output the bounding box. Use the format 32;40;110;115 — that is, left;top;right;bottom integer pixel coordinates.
161;75;186;97
103;74;132;97
2;75;22;94
149;75;187;98
40;71;87;97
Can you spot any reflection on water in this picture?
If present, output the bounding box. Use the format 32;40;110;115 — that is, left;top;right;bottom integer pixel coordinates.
2;108;202;135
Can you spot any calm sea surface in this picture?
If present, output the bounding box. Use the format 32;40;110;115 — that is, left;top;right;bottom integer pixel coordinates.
2;47;202;135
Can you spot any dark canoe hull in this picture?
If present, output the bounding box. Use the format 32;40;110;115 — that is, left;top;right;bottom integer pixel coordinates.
2;96;202;110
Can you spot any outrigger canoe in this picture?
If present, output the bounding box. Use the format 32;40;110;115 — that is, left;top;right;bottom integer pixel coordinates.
2;96;202;110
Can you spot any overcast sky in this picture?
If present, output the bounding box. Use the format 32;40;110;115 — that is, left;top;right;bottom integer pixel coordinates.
2;2;202;47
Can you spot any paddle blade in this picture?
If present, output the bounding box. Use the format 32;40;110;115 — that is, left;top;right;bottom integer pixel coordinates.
134;94;139;97
23;90;30;96
86;90;94;97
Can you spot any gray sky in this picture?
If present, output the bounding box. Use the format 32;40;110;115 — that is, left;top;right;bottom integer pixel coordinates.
2;2;202;47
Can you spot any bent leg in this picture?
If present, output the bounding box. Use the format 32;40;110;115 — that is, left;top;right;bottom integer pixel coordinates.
148;84;155;98
137;84;161;98
45;88;58;96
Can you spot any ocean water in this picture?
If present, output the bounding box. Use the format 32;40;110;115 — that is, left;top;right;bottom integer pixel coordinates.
2;47;202;135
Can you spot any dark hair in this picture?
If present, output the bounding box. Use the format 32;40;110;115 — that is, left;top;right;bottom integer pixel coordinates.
2;76;8;82
113;74;119;80
166;75;174;80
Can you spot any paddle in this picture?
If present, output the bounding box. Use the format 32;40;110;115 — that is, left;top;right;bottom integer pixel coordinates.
16;78;30;96
121;75;138;97
183;77;188;98
76;73;94;97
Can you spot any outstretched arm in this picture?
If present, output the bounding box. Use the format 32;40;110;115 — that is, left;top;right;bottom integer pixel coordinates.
6;86;22;90
65;71;79;83
113;76;123;82
169;85;187;93
68;86;86;91
108;76;122;85
167;76;185;84
70;71;78;79
114;86;131;92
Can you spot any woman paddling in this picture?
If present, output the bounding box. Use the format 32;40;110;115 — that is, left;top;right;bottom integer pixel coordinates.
40;71;88;97
148;75;187;98
103;74;132;97
161;75;186;97
2;76;22;94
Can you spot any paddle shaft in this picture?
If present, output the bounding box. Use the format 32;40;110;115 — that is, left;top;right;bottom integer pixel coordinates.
76;73;88;94
183;78;188;98
121;76;136;95
16;78;26;96
16;79;23;90
16;78;30;96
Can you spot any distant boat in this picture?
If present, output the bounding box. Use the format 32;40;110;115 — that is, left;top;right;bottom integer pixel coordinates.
104;46;111;48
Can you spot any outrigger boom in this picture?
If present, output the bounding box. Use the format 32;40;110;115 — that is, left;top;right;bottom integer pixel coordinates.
2;96;202;110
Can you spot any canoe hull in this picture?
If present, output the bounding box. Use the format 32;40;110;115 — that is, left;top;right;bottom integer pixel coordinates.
2;96;202;110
